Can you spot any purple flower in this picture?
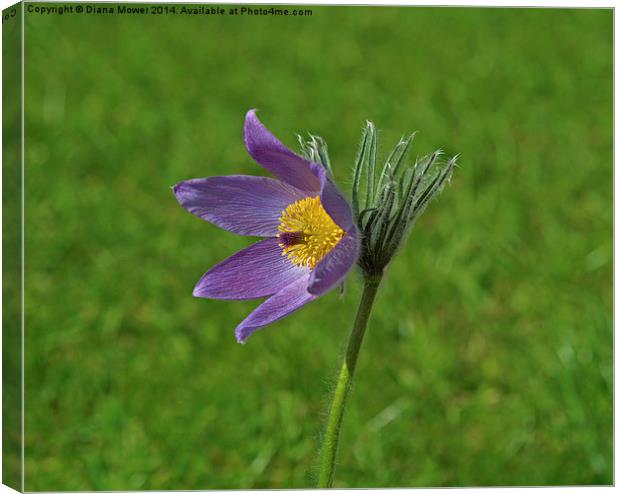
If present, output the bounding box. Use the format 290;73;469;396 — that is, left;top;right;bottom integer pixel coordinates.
173;110;360;343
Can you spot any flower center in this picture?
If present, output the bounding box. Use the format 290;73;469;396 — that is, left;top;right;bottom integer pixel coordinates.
278;196;345;269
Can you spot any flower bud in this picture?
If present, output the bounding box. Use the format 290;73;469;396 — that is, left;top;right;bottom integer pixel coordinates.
350;122;457;276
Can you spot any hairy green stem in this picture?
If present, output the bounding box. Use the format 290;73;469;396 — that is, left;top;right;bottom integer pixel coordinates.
317;273;382;488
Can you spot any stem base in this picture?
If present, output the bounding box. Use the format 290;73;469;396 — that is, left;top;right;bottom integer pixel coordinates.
317;273;382;488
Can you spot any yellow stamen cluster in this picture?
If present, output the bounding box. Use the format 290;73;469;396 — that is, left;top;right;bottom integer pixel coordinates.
278;196;345;269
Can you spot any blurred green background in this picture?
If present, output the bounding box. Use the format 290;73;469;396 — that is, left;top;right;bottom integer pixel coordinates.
17;4;612;489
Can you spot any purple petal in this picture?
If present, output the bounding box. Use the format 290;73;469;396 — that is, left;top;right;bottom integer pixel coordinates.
319;171;354;231
194;237;309;300
235;275;316;343
173;175;307;237
244;109;321;192
308;226;360;296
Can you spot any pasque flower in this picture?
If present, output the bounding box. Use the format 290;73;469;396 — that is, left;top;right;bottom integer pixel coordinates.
174;111;456;487
173;110;360;343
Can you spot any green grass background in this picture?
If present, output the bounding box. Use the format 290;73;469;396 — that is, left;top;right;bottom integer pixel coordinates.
18;5;612;489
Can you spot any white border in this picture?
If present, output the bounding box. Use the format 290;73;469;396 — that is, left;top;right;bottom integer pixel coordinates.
4;0;620;6
0;1;615;493
20;0;24;491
